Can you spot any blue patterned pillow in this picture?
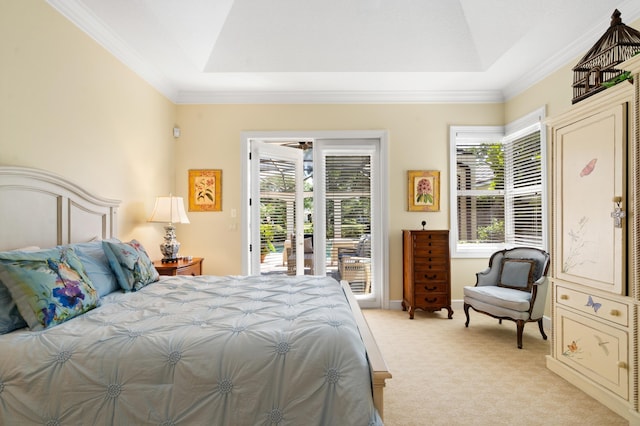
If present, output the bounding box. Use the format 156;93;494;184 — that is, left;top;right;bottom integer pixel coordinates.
0;281;27;334
65;240;120;297
102;240;159;291
0;248;99;330
0;247;41;334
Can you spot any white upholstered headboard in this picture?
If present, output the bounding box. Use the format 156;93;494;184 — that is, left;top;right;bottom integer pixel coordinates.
0;166;120;251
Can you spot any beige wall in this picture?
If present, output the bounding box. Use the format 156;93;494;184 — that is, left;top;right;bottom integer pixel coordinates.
0;1;177;258
174;13;637;302
175;104;503;300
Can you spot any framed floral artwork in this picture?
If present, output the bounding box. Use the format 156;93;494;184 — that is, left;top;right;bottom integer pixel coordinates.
407;170;440;211
188;169;222;211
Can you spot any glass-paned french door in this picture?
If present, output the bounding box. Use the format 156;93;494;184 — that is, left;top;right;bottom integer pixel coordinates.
250;142;304;276
243;132;387;308
316;141;375;300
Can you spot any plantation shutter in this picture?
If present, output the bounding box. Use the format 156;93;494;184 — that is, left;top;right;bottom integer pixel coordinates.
324;155;372;240
451;110;546;257
455;135;505;245
503;125;543;247
259;157;296;263
452;121;545;255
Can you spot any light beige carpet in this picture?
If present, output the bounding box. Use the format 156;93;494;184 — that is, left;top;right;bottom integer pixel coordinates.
363;308;627;426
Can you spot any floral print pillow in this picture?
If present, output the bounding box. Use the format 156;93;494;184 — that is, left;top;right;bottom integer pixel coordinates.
0;248;99;330
102;240;159;292
0;281;27;334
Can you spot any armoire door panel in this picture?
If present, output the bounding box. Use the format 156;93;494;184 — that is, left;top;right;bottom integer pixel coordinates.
554;307;628;399
553;103;626;295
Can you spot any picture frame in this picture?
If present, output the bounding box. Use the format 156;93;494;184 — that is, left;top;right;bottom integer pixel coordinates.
407;170;440;211
188;169;222;212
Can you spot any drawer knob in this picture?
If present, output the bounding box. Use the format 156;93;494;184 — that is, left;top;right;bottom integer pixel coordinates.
618;361;627;369
423;274;437;280
560;294;569;300
423;285;437;291
424;297;437;303
610;309;620;317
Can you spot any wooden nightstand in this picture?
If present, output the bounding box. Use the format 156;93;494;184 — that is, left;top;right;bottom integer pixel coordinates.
153;257;203;276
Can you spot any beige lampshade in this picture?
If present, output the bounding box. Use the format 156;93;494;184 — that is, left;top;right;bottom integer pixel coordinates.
148;196;190;225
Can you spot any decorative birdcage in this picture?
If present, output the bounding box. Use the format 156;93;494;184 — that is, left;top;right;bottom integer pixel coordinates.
572;9;640;104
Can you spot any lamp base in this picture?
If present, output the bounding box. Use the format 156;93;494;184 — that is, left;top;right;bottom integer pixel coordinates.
160;224;181;263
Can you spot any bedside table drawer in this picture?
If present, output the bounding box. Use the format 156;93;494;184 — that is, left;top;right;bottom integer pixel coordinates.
177;262;201;276
153;258;203;276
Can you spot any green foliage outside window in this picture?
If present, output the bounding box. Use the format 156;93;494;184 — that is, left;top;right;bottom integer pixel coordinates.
477;218;505;242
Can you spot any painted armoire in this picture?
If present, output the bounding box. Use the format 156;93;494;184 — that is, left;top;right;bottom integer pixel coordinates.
546;54;640;424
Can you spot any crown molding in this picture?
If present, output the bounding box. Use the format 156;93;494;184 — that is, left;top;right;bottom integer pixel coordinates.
48;0;640;105
175;90;505;104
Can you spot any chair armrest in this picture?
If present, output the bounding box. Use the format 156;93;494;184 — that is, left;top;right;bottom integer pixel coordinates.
530;276;549;320
533;275;547;286
475;266;498;286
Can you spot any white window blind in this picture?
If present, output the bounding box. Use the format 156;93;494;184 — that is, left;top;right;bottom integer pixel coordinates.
259;157;295;257
450;109;546;257
324;155;372;240
456;136;505;246
504;128;543;247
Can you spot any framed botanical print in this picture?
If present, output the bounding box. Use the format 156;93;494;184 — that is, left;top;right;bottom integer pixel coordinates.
188;169;222;211
407;170;440;212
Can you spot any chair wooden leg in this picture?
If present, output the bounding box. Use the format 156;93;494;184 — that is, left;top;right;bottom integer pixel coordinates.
464;303;470;327
538;319;547;340
516;320;524;349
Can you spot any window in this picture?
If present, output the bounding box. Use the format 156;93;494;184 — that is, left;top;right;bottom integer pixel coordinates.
449;108;547;257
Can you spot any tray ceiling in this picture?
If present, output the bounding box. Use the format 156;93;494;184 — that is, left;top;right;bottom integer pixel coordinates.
47;0;640;103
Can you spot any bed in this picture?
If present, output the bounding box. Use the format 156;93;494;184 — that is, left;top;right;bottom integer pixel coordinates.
0;166;391;425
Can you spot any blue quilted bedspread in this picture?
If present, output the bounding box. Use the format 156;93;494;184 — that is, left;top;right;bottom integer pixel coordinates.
0;275;382;425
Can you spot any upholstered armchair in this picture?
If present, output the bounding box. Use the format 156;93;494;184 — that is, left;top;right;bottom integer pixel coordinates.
338;234;371;294
463;247;550;349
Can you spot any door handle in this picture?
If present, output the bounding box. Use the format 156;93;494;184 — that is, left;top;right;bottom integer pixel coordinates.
611;196;625;228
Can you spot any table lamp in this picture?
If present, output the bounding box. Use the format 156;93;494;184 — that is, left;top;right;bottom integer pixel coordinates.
148;195;190;262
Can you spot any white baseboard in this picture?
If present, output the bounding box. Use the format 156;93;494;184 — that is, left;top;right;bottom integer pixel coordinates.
388;299;404;310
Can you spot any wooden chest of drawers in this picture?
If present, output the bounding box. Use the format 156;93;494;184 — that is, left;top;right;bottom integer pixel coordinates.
402;230;453;319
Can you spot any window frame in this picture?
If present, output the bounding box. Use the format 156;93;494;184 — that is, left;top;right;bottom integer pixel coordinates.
449;107;548;258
